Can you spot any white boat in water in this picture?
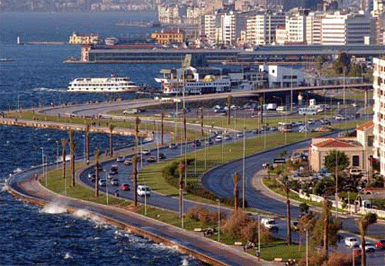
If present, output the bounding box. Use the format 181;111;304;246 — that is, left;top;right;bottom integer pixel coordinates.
67;76;139;93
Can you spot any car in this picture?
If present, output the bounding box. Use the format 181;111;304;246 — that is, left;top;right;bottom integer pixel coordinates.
98;179;107;186
110;165;118;172
261;218;278;232
236;132;244;138
345;237;360;248
124;158;133;165
376;239;385;249
193;140;201;147
116;156;125;163
261;126;270;131
110;178;119;186
88;171;96;179
350;168;362;177
137;185;151;197
360;242;376;252
146;156;156;163
252;129;259;134
159;153;166;159
270;126;278;131
320;119;331;125
142;150;151;155
120;183;130;191
205;139;213;145
223;134;232;141
291;221;299;231
215;136;223;142
169;143;178;149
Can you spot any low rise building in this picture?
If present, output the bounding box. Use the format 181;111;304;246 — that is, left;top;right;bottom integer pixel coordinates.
151;29;185;45
309;121;374;173
69;32;100;45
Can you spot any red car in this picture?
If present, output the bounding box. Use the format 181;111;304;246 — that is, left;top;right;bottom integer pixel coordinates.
120;183;130;191
376;240;385;249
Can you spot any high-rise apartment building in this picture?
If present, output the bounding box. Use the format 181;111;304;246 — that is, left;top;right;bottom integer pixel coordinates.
373;57;385;175
285;8;308;43
204;14;218;44
245;11;285;45
306;11;323;45
220;12;236;45
321;11;372;45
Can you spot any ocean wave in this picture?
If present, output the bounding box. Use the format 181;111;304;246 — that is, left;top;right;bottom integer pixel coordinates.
40;203;68;214
32;87;67;93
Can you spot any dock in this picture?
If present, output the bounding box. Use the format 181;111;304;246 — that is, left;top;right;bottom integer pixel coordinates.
0;117;151;138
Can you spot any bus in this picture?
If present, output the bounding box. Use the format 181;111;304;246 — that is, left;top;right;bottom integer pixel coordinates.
298;108;316;116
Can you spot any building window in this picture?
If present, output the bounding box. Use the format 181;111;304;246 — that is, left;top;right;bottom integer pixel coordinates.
352;155;360;167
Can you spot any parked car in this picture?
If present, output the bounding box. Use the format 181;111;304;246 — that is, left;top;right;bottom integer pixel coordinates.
360;242;376;252
252;129;259;134
236;132;244;138
159;153;166;159
215;136;223;142
376;239;385;249
142;149;151;155
137;185;151;197
88;171;96;179
120;183;130;191
291;221;299;231
345;237;360;248
110;165;118;173
193;140;201;147
223;134;232;141
205;139;213;145
116;156;125;163
124;158;133;165
98;179;107;186
350;168;362;177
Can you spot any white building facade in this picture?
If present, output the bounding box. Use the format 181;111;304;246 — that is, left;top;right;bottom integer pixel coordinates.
373;57;385;175
285;8;308;43
245;11;285;45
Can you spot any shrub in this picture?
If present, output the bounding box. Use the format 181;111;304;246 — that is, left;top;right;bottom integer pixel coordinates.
324;252;352;266
186;206;226;226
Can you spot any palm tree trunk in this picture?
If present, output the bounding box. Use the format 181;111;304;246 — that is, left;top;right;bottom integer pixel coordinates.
61;138;67;180
85;125;90;164
323;201;329;258
234;183;239;210
109;133;113;157
68;130;76;187
287;194;292;245
227;96;231;125
200;108;204;136
361;225;367;266
95;163;99;198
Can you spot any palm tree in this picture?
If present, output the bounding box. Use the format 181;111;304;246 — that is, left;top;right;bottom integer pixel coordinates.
108;124;115;157
68;130;76;187
200;107;204;136
61;138;67;180
178;161;185;219
85;124;90;164
233;172;240;210
227;95;232;125
94;149;101;197
161;112;164;145
135;116;141;154
358;213;377;266
322;196;332;257
259;97;264;124
132;155;138;207
282;176;292;245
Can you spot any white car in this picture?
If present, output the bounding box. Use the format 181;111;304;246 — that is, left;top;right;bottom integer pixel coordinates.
345;237;359;248
261;218;278;231
116;156;125;163
360;242;376;252
142;150;151;155
215;135;223;142
137;185;151;197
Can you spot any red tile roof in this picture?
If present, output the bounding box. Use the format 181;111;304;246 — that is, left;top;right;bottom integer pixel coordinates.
356;120;374;131
313;138;360;148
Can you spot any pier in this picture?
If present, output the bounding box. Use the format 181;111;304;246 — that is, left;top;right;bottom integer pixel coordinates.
0;117;151;138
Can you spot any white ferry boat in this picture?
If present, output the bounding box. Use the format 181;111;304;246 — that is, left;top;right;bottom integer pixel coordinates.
68;76;139;93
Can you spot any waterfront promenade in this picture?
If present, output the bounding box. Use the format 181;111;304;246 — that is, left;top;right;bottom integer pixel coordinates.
6;164;266;266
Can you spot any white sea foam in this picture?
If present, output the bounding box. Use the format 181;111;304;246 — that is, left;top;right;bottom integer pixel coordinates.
64;252;73;259
13;167;23;173
181;257;189;266
40;203;68;214
32;87;67;93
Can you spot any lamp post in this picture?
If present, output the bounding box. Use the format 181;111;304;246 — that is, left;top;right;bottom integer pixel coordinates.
305;229;309;266
104;170;109;205
258;214;261;259
217;199;221;242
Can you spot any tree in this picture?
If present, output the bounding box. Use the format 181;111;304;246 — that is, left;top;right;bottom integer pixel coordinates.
61;138;67;180
358;213;377;266
85;125;90;164
68;130;76;187
227;95;232;125
233;172;241;210
316;55;327;70
178;161;185;219
160;112;164;145
278;150;287;158
135;116;141;154
108;124;115;157
333;52;351;74
94;149;101;197
282;176;292;245
132;155;138;207
299;202;309;214
324;150;349;173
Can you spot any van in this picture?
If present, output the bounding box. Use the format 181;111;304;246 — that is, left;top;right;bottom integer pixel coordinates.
137;185;151;197
276;106;287;112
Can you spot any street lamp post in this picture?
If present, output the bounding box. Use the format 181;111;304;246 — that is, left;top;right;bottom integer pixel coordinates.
217;199;221;242
242;127;246;209
40;147;45;185
306;229;309;266
104;170;109;205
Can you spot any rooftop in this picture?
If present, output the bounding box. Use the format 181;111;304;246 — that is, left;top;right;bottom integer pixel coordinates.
356;120;374;131
312;138;362;148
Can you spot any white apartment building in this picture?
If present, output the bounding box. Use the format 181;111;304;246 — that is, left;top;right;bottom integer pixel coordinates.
158;5;181;25
204;14;218;44
373;57;385;175
220;12;236;45
306;12;323;45
321;11;372;45
275;26;287;45
245;11;285;45
285;8;308;43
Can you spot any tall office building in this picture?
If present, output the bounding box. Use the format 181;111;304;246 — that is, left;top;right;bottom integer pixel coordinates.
285;8;309;43
306;12;324;45
246;11;285;45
